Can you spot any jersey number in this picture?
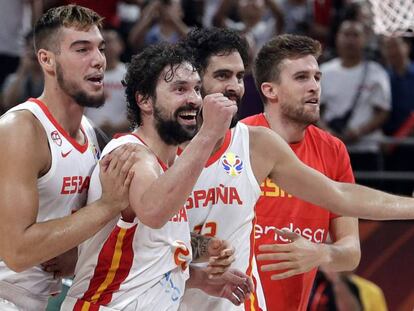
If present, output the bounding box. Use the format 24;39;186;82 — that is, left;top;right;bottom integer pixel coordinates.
193;222;217;237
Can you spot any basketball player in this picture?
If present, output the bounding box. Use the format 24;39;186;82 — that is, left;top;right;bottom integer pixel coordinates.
0;5;136;311
242;34;360;311
61;43;253;311
179;27;414;311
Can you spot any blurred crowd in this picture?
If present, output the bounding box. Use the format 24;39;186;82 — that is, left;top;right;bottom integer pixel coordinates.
1;0;414;194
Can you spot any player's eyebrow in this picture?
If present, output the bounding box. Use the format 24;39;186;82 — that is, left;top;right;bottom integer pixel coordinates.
70;39;105;48
170;79;201;87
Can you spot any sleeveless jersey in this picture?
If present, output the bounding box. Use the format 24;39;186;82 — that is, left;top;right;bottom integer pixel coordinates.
242;113;354;311
0;98;100;299
179;123;266;311
64;134;192;311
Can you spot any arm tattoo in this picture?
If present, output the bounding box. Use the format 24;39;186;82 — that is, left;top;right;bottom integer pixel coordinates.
191;232;212;261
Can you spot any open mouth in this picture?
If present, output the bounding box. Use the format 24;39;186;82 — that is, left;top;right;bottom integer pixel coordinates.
305;98;319;105
178;110;198;125
86;74;104;87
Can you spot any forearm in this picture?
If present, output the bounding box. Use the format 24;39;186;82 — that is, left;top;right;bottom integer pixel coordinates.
128;17;153;51
212;0;233;27
356;109;389;136
186;266;206;289
335;183;414;220
3;198;117;272
134;131;218;227
169;18;189;37
266;0;284;33
278;157;414;220
318;237;361;271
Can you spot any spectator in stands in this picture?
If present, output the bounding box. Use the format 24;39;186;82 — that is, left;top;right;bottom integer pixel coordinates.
278;0;313;36
381;36;414;136
212;0;284;119
2;31;44;110
44;0;144;28
182;0;206;28
0;0;42;113
212;0;284;56
128;0;189;52
320;19;391;172
85;29;129;139
380;35;414;192
308;269;388;311
340;1;380;61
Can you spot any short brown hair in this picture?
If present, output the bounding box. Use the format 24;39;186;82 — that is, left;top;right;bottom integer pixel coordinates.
254;34;322;103
34;4;104;53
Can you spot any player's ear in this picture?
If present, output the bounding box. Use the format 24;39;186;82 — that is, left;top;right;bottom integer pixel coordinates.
136;93;153;115
38;49;55;74
261;82;278;101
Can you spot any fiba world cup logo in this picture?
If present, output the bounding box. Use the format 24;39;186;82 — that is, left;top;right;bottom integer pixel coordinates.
221;152;243;176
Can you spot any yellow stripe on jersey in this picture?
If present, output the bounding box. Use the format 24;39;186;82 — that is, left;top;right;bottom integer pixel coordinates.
250;292;256;311
91;228;127;303
81;301;91;311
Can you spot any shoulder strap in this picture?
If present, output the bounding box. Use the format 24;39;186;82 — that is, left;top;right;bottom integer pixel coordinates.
349;61;370;112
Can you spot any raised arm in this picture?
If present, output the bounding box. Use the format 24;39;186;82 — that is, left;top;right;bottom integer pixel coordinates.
249;126;414;220
0;112;134;272
212;0;235;28
129;94;237;228
320;216;361;271
264;0;284;34
128;1;161;51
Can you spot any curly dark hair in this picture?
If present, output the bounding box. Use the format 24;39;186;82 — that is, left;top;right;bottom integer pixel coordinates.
182;27;249;73
123;42;197;128
254;34;321;103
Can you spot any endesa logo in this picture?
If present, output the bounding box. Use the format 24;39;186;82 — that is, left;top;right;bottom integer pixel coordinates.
255;223;326;243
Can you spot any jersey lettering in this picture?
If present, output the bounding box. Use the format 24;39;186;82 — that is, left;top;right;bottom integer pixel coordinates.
193;222;217;237
170;207;188;223
260;178;292;198
255;223;326;243
173;241;191;271
61;176;91;195
185;185;243;209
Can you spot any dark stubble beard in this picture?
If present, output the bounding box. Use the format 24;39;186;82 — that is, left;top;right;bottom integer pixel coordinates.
56;62;105;108
153;102;199;146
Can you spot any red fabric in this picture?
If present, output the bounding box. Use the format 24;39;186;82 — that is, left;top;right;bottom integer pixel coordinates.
241;113;354;311
313;0;332;26
244;216;262;311
28;98;89;153
81;224;137;305
393;112;414;138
